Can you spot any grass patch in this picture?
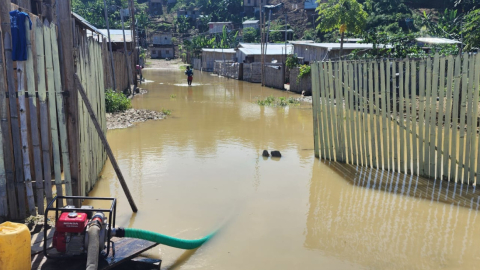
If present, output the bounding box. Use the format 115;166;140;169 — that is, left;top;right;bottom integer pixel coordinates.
162;109;172;115
179;65;187;70
170;94;177;98
256;96;300;107
105;89;131;113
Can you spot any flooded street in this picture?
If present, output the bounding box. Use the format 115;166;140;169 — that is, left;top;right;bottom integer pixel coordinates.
87;69;480;270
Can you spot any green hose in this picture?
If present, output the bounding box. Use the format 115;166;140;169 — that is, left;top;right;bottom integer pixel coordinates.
119;228;216;250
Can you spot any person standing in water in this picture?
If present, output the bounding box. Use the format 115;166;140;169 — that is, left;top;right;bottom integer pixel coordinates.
185;66;193;86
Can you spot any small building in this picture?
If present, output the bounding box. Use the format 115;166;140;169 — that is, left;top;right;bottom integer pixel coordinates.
152;33;173;45
150;46;175;59
293;42;391;62
98;29;133;51
208;22;233;34
201;48;237;71
236;43;293;63
177;8;201;20
242;20;259;29
304;0;318;10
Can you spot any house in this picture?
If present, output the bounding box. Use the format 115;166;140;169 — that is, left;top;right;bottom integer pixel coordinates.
208;22;233;34
177;8;201;20
152;33;173;45
244;0;259;14
236;43;293;63
242;20;259;29
201;48;237;71
98;29;133;51
293;42;391;62
150;46;175;59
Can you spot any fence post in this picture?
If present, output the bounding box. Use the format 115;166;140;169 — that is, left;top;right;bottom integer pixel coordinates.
57;0;81;203
311;63;320;158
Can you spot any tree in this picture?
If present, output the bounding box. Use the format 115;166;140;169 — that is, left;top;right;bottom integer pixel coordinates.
362;0;412;33
463;9;480;50
243;27;259;43
316;0;368;57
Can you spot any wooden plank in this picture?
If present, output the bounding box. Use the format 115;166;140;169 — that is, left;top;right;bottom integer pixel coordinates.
418;60;426;177
362;62;370;168
392;61;398;172
74;73;138;212
17;60;37;216
405;60;412;174
475;54;480;185
450;55;462;182
311;63;320;158
328;62;338;161
26;18;45;214
380;60;388;170
457;54;469;183
344;62;352;164
466;54;477;184
31;237;159;270
349;62;357;165
4;24;27;219
0;29;9;217
424;58;432;177
44;21;64;205
354;61;364;166
374;61;382;169
429;54;440;179
398;61;405;173
57;0;81;203
436;57;446;180
336;62;345;162
369;62;377;168
411;61;418;175
443;56;454;181
50;23;73;203
320;63;332;160
386;60;392;171
315;63;325;159
37;19;53;203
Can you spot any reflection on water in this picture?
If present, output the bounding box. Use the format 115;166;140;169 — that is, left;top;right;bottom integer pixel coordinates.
86;69;480;270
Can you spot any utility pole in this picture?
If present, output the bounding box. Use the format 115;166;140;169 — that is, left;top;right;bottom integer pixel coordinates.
128;0;138;87
103;0;116;91
120;9;133;94
284;12;287;83
260;0;264;86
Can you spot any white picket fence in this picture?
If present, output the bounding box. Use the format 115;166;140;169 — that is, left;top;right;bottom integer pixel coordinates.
311;54;480;185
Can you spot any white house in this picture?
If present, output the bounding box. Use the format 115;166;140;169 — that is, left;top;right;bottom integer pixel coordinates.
152;33;173;45
236;43;293;63
242;20;259;29
293;42;392;62
208;22;233;34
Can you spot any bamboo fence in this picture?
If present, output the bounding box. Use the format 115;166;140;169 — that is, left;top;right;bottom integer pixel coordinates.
311;54;480;185
0;7;108;219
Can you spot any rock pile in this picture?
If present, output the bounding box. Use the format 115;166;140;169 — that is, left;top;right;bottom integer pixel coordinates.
107;109;165;130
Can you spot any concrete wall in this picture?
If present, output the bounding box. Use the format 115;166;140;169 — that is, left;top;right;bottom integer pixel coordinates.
243;62;262;83
214;62;243;80
289;67;312;94
264;64;285;90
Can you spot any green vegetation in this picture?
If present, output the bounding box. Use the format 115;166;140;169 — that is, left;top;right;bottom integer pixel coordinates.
316;0;368;56
463;9;480;50
105;89;131;113
257;96;300;107
243;27;260;43
170;94;177;98
162;109;172;115
170;0;243;24
286;54;300;69
297;65;311;82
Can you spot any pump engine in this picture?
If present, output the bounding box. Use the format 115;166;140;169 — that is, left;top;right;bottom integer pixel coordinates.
44;196;116;259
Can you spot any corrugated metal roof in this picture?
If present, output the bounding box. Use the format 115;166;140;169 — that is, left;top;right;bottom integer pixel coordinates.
238;45;293;55
202;48;236;53
72;12;104;36
243;20;259;24
415;37;461;45
295;43;392;50
288;40;314;44
98;29;133;42
304;0;318;10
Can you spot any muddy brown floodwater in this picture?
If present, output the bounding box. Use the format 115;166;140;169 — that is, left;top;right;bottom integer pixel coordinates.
86;69;480;270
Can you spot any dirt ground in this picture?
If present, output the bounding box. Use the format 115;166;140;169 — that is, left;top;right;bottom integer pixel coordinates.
144;58;186;70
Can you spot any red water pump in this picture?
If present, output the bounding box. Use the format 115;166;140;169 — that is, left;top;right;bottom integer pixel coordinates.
44;196;117;259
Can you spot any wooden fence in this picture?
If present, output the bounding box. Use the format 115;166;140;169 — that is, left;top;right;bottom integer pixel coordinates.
75;33;107;197
311;54;480;185
0;5;108;219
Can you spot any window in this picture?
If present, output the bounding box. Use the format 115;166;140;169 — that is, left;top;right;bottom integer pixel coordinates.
152;50;157;54
166;50;170;54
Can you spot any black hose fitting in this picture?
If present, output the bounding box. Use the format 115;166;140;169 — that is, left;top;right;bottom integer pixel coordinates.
113;227;125;238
